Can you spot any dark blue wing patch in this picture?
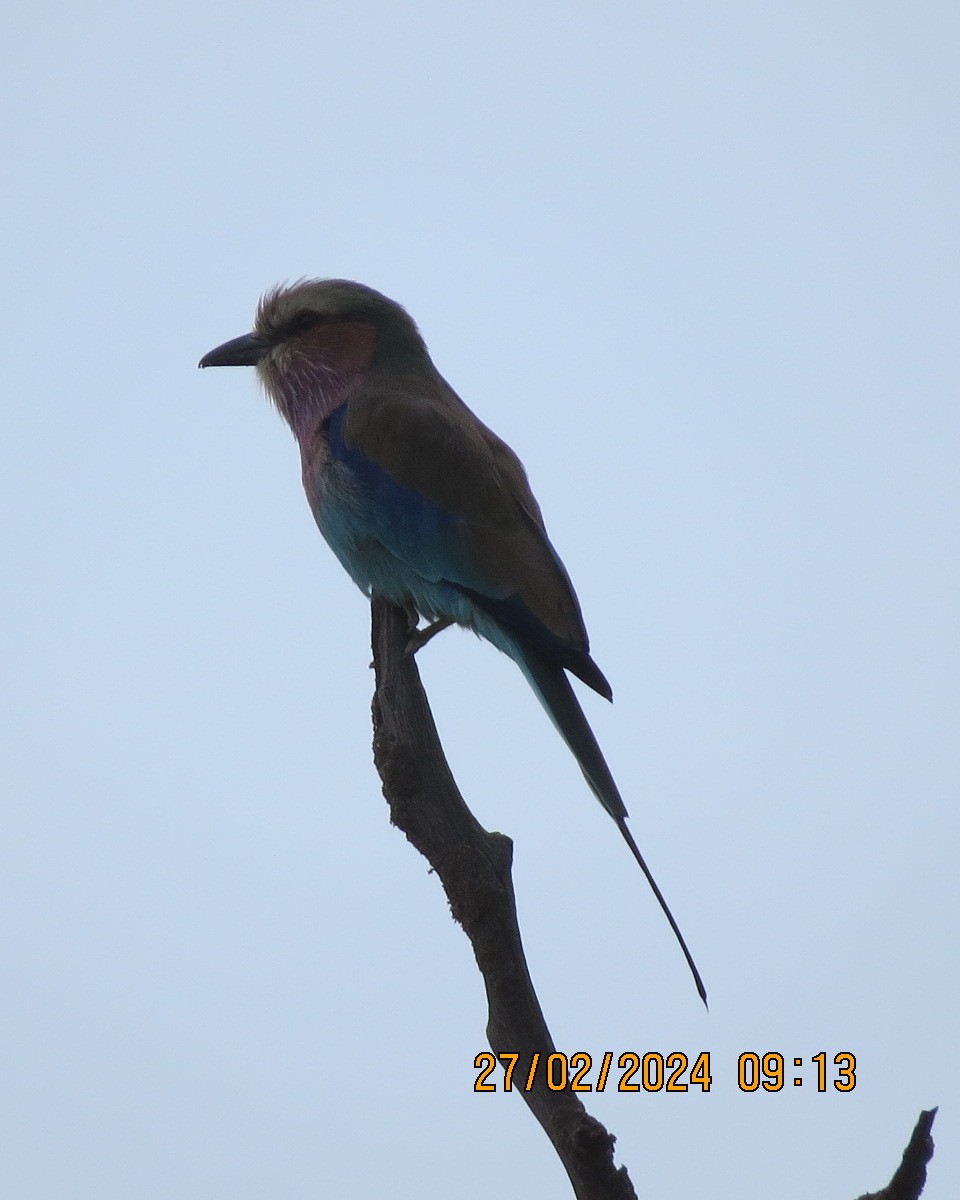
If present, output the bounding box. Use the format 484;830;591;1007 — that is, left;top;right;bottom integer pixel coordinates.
454;585;612;700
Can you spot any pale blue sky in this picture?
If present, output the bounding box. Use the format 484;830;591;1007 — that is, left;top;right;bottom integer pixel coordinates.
3;3;958;1197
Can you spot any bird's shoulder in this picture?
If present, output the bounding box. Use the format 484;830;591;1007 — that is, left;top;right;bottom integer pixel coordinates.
340;369;541;528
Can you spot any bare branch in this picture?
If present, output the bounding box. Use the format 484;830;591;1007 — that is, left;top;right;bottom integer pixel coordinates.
370;597;636;1200
857;1109;937;1200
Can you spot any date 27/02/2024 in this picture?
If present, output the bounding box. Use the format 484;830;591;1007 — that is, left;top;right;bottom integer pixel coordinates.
473;1051;857;1094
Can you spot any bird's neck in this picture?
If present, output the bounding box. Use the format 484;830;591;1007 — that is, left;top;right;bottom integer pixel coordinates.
257;319;386;443
259;356;360;444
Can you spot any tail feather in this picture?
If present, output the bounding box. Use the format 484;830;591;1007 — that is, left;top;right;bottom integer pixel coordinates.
614;817;708;1007
517;648;627;822
517;648;708;1007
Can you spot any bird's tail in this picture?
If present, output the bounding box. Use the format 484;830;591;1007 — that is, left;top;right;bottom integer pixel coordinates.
516;648;708;1007
517;648;627;821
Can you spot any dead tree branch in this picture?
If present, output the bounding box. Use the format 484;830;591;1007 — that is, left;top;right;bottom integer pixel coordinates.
857;1108;937;1200
370;597;635;1200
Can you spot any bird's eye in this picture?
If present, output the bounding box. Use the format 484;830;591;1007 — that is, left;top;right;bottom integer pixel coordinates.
291;311;321;334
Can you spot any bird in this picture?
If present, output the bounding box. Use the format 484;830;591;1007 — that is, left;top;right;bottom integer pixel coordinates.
200;279;706;1005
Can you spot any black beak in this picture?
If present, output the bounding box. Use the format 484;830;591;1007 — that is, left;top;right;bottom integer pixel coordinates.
198;332;271;368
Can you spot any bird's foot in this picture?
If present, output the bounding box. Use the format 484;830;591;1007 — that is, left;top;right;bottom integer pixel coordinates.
405;617;454;655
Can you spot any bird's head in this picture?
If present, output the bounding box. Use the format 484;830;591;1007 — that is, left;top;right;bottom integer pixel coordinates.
199;279;428;433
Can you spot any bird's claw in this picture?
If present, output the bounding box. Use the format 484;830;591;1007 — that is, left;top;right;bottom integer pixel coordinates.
405;616;454;656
